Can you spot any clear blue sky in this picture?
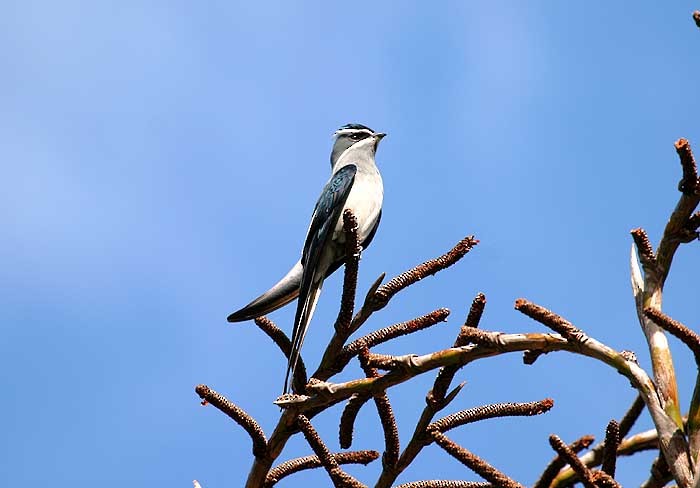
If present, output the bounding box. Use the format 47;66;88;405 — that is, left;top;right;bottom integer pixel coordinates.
2;2;699;486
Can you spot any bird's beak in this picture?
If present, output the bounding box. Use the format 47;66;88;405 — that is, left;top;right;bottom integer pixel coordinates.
373;132;386;151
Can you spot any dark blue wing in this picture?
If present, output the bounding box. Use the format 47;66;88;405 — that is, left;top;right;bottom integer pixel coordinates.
301;164;358;264
285;164;357;392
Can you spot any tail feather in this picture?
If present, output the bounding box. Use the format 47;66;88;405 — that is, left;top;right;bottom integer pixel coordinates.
227;261;303;322
285;276;324;393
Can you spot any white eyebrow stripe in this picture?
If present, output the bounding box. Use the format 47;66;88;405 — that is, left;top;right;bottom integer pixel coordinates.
334;128;374;137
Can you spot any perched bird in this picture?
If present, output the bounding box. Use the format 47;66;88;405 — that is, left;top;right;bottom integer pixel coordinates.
227;124;386;393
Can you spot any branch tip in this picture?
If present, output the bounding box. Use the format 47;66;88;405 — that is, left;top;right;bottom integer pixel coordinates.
548;434;596;488
342;308;450;363
630;228;657;272
264;450;379;487
514;299;585;342
534;435;594;488
431;431;524;488
675;138;699;195
601;420;620;477
339;394;372;449
429;399;554;434
296;414;365;487
644;306;700;364
371;236;478;311
253;316;308;393
194;384;267;458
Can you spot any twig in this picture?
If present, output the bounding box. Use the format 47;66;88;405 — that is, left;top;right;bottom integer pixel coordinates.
394;482;493;488
513;300;585;343
552;428;660;487
676;138;699;195
296;414;365;487
371;236;478;311
195;384;267;458
428;399;553;433
431;431;524;488
644;308;700;363
264;450;379;487
433;293;487;400
601;420;620;477
334;210;361;334
359;348;400;469
591;471;621;488
254;316;308;393
548;434;596;488
339;393;372;449
631;228;658;273
339;308;451;367
533;435;595;488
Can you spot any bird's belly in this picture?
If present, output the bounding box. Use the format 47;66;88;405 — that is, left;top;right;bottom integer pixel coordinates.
335;172;383;243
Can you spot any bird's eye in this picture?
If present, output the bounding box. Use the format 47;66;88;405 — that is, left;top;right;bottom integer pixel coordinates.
350;132;367;141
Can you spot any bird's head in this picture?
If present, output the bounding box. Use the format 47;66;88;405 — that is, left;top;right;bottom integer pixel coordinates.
330;123;386;168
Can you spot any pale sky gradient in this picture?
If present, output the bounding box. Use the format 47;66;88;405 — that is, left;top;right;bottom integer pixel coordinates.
2;2;699;486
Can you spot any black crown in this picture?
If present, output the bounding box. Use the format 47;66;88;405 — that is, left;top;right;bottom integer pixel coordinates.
339;123;374;132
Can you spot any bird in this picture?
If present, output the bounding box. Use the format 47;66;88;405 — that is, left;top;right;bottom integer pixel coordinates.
227;124;386;393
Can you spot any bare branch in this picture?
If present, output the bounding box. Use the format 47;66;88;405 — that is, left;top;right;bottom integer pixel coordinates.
534;435;595;488
428;399;553;434
431;431;524;488
394;482;493;488
553;428;660;487
359;348;400;469
339;393;371;449
296;414;365;487
371;236;478;311
591;471;621;488
514;300;585;342
432;293;487;400
631;228;658;274
264;450;379;487
644;307;700;364
548;434;596;488
340;308;450;365
195;384;267;458
601;420;620;477
334;210;361;334
458;292;487;339
254;316;308;393
676;138;699;195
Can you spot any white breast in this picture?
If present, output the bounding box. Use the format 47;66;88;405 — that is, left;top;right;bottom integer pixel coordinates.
335;165;383;244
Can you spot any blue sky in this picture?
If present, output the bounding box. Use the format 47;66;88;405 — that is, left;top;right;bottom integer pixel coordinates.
2;2;699;486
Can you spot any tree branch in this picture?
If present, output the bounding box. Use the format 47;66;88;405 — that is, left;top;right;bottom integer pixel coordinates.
195;384;267;458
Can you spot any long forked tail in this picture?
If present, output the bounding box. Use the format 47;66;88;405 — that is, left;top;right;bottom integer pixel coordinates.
285;277;324;393
227;261;303;323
